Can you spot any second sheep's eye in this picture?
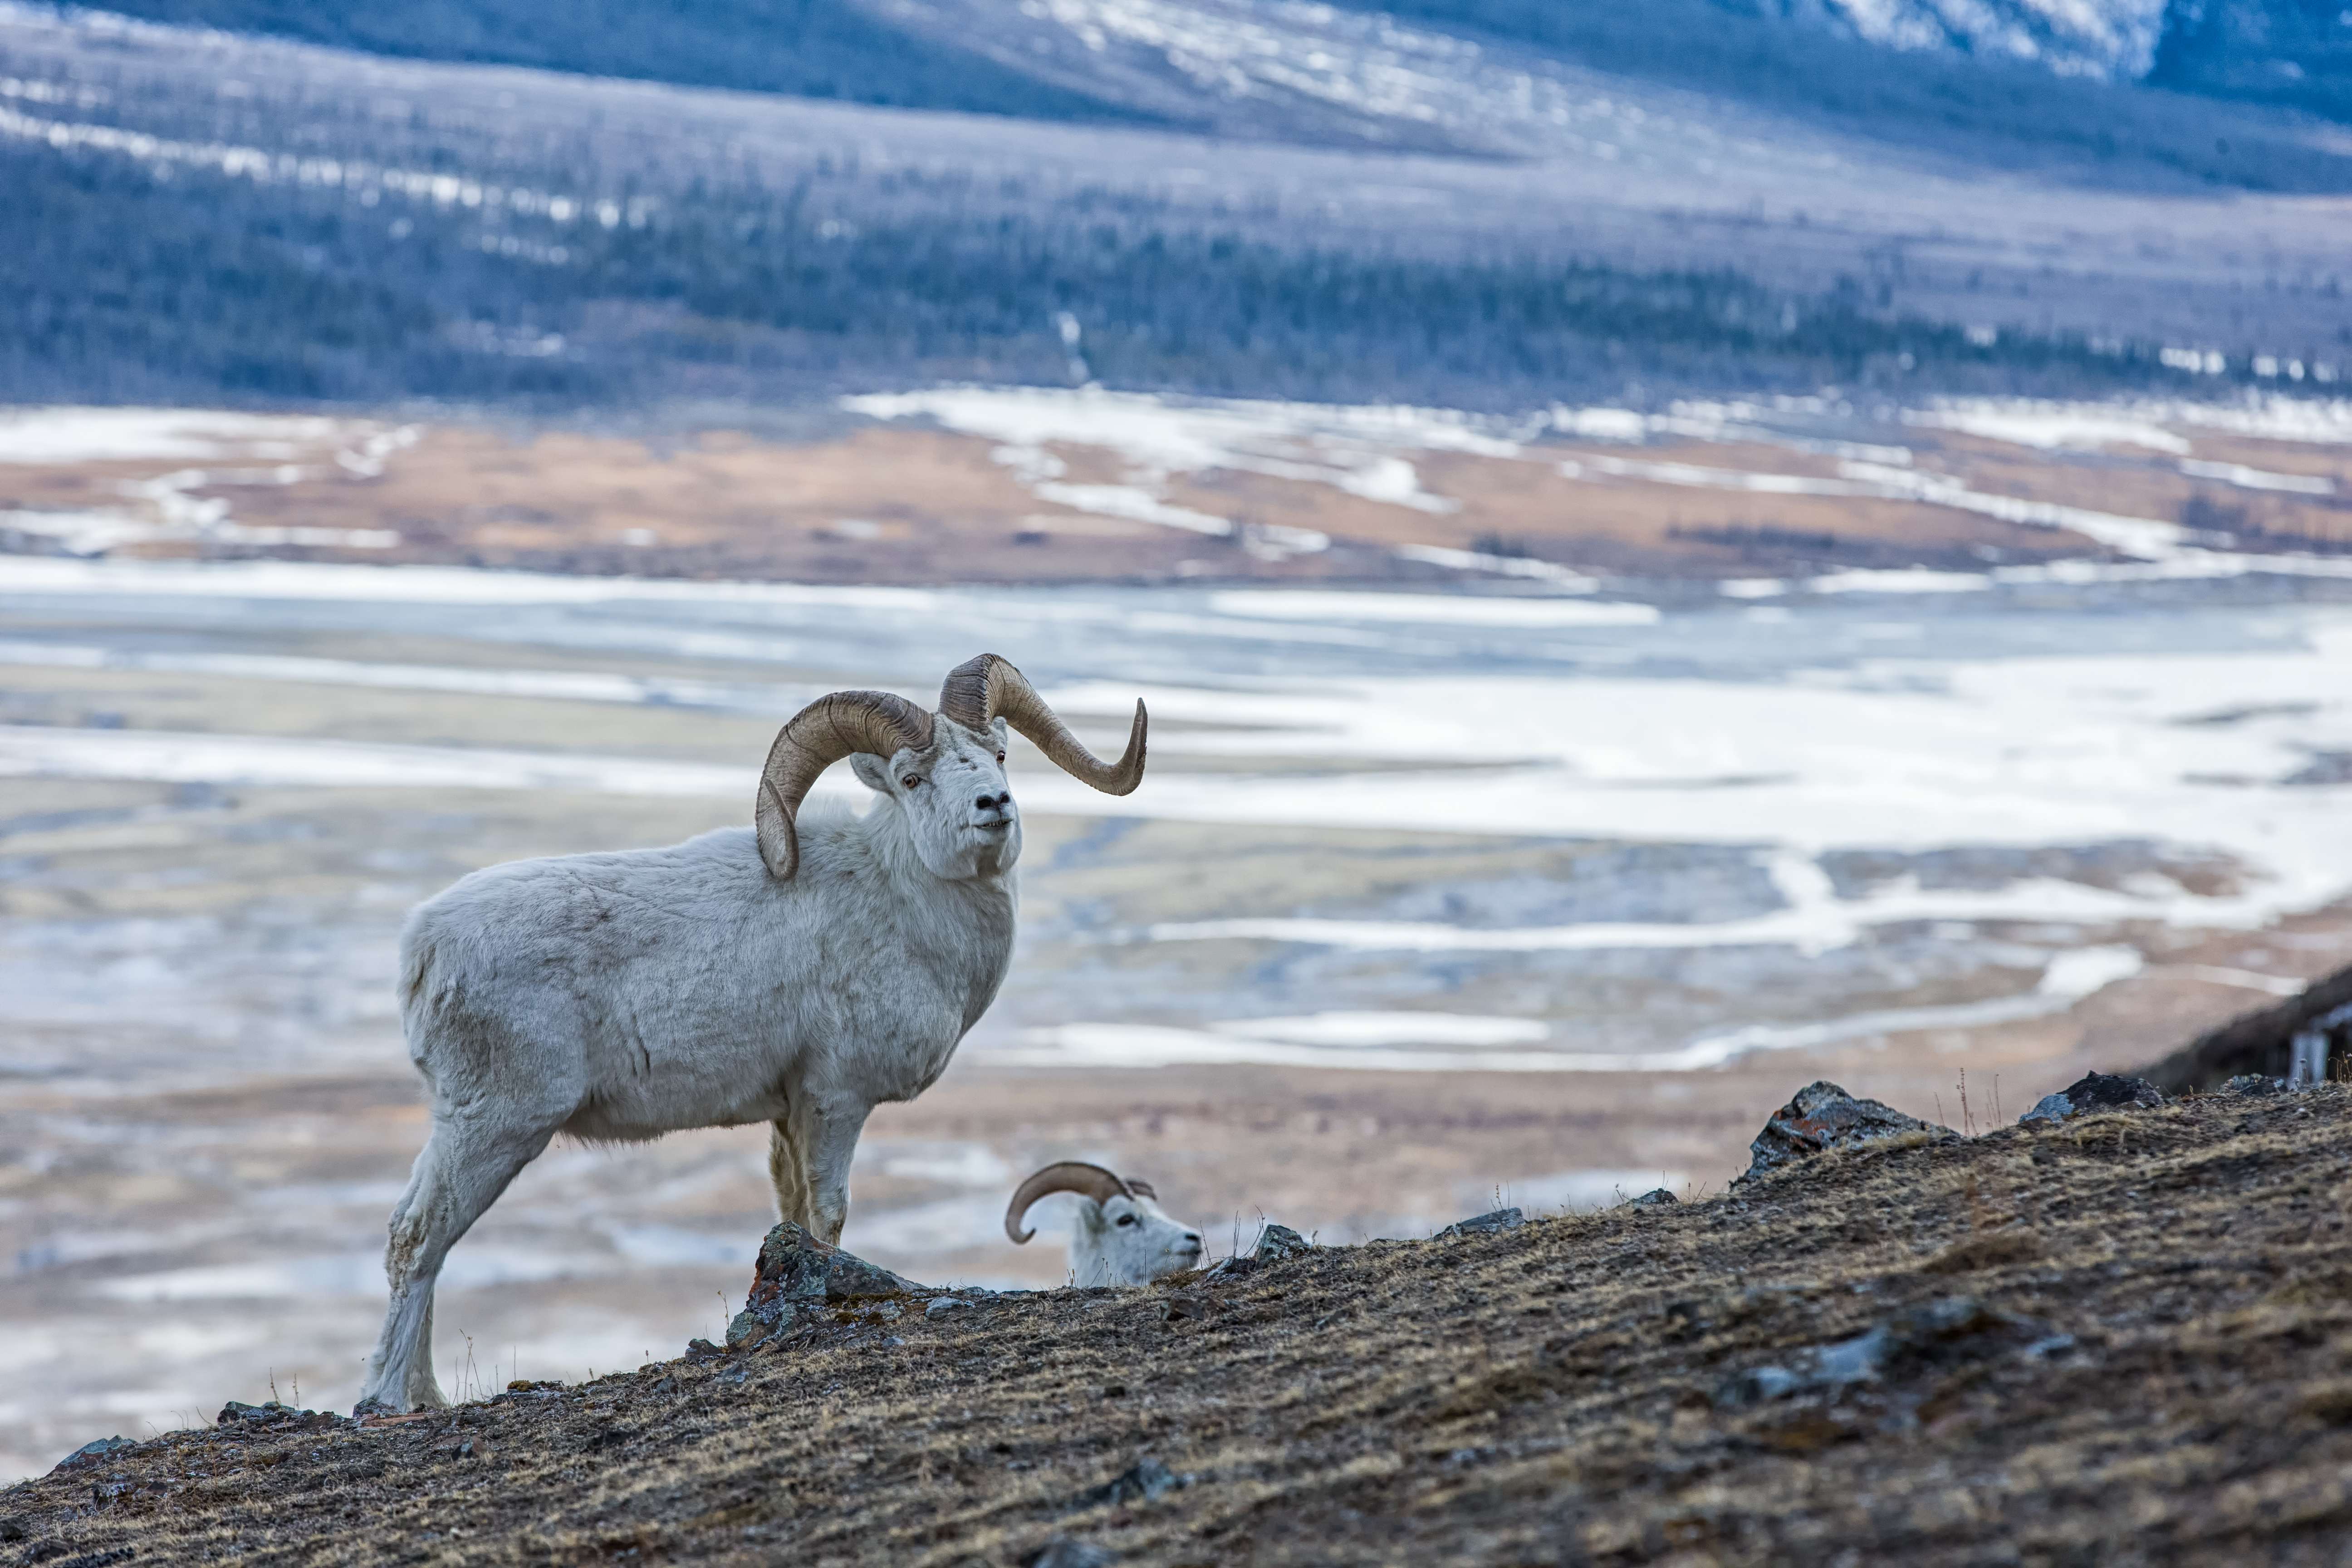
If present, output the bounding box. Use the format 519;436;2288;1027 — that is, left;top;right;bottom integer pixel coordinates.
902;774;922;789
1115;1214;1137;1226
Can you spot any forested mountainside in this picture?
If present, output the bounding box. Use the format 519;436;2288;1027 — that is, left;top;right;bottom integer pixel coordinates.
0;140;2190;408
5;2;2346;409
56;0;1159;124
87;0;2352;130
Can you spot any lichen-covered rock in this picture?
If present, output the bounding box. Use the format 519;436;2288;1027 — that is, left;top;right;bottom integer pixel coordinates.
1199;1222;1312;1282
1437;1207;1525;1238
2019;1071;2165;1125
726;1222;919;1349
49;1436;135;1474
1631;1189;1679;1208
1254;1223;1311;1261
1739;1081;1951;1184
2225;1073;2286;1096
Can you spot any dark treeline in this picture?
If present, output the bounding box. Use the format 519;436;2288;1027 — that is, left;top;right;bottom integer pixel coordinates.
0;144;2211;410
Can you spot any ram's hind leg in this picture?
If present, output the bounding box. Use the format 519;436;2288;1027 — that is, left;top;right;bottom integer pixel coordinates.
767;1112;815;1237
358;1112;553;1412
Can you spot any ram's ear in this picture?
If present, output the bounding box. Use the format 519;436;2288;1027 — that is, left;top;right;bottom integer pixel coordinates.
849;753;893;793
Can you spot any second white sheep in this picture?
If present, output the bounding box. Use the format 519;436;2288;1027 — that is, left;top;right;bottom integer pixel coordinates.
1005;1162;1203;1286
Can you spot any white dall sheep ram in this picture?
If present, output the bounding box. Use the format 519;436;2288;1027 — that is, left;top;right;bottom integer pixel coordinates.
358;655;1147;1411
1005;1162;1204;1286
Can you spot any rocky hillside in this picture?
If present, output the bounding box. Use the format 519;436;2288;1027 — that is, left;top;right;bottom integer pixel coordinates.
9;1078;2351;1566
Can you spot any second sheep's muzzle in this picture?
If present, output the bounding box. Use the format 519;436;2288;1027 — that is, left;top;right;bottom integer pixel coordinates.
753;653;1148;880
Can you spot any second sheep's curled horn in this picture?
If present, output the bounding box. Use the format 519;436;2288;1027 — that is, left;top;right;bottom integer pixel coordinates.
755;656;1149;881
1005;1161;1133;1245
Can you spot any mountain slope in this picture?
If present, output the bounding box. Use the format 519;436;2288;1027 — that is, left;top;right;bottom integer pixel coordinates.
6;1084;2349;1563
5;4;2347;408
2151;0;2352;120
72;0;1166;124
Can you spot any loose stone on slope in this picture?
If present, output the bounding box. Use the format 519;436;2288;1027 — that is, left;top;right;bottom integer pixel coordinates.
725;1222;921;1350
1254;1223;1312;1260
1437;1207;1526;1238
48;1436;136;1475
1738;1080;1954;1184
2019;1071;2166;1125
1201;1221;1313;1281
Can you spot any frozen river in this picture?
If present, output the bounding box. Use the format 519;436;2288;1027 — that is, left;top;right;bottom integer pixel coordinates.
3;549;2350;1478
5;554;2350;1069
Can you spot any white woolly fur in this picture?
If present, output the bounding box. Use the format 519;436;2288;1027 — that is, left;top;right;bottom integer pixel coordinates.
360;715;1024;1411
1066;1190;1205;1287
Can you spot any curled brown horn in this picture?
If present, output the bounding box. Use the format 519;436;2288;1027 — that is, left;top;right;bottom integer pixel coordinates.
754;690;933;881
938;653;1146;796
1004;1161;1132;1245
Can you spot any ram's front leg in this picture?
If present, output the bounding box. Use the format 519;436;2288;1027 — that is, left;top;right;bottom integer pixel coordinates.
767;1088;872;1246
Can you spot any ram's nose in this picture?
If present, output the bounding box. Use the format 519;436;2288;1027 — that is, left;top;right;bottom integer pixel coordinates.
975;790;1013;813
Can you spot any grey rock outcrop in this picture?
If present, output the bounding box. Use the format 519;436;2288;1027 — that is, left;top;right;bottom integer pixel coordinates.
2019;1071;2164;1124
1253;1223;1311;1261
49;1436;135;1474
725;1222;919;1350
1738;1081;1952;1184
1437;1207;1525;1238
1200;1221;1313;1282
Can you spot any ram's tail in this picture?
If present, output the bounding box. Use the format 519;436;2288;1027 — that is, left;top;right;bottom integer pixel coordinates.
394;908;449;1090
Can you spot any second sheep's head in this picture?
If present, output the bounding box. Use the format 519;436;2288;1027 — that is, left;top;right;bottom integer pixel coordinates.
1006;1161;1205;1287
753;653;1147;882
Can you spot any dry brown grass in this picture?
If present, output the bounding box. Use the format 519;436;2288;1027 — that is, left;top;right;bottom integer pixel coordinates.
10;1087;2352;1566
14;414;2347;586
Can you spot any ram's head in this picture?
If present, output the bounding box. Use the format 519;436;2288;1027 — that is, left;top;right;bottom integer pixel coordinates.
753;654;1146;882
1006;1161;1204;1287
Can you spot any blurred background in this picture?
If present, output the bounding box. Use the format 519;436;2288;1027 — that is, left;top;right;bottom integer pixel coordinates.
4;0;2352;1480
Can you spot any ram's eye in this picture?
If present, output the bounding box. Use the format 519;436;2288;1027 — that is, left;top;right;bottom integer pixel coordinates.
901;774;922;789
1115;1213;1137;1226
996;751;1006;764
